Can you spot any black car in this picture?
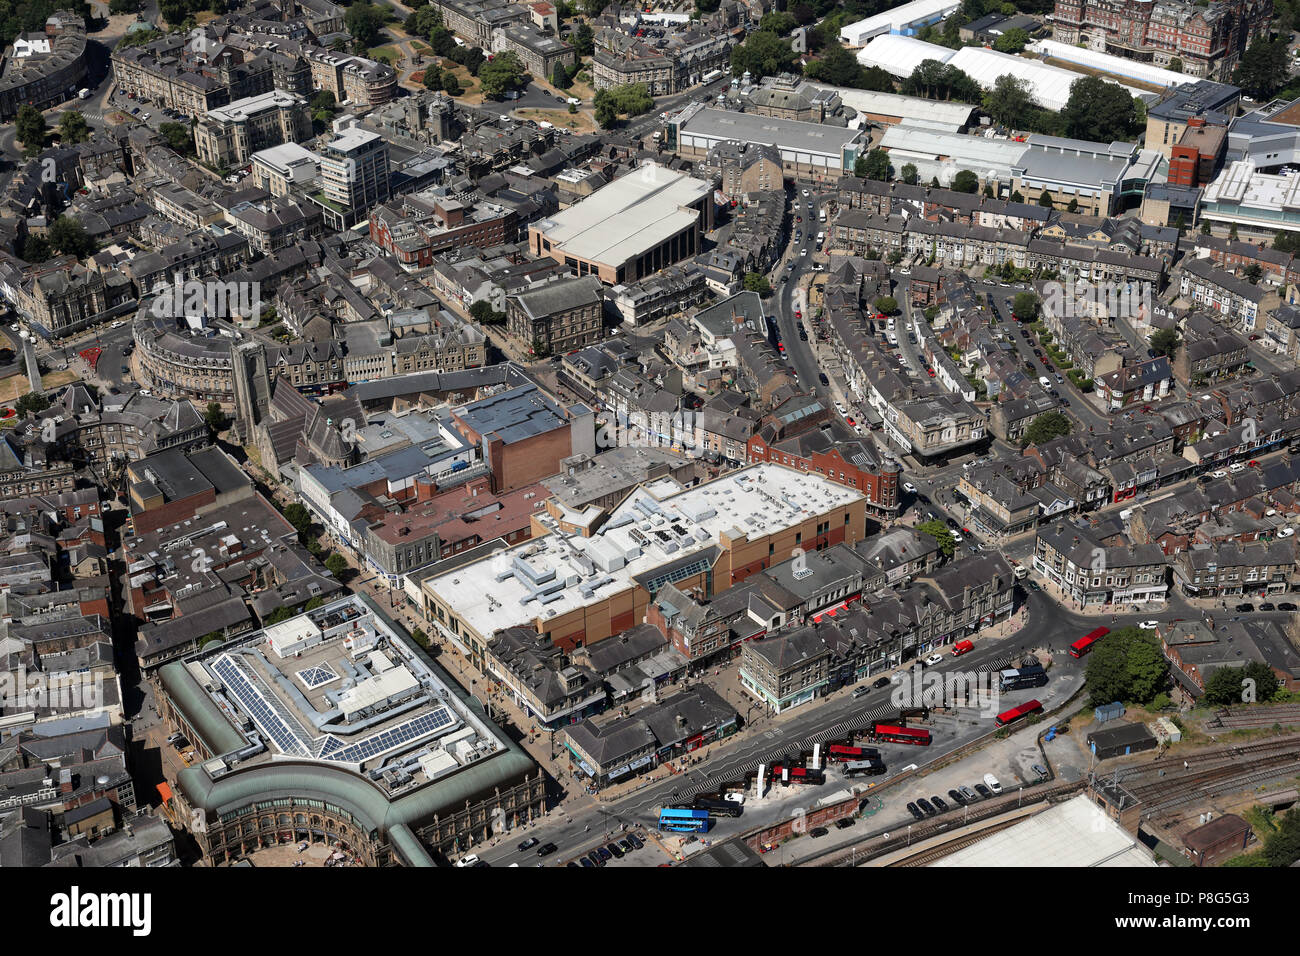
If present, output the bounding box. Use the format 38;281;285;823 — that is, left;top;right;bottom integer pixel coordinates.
873;676;891;689
948;788;967;806
930;795;949;813
606;842;624;859
835;817;855;829
587;851;604;867
618;838;633;853
1279;602;1298;611
973;783;992;799
626;833;644;850
818;372;830;386
580;856;594;867
906;802;925;821
916;798;937;817
568;860;580;867
517;837;539;852
945;517;959;529
597;846;612;861
809;826;829;838
1236;603;1255;612
1259;602;1276;611
536;842;558;857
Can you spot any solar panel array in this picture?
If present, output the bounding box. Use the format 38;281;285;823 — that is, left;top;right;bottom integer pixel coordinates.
213;652;460;767
316;707;455;765
296;663;339;689
213;654;313;758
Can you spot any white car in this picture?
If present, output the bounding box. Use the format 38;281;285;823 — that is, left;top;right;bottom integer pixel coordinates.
7;324;17;331
1137;620;1160;630
902;481;917;493
801;247;808;256
951;532;964;543
834;402;847;416
983;773;1003;794
801;189;809;198
1211;470;1228;479
453;854;481;867
724;792;745;805
1280;527;1296;538
899;268;911;275
924;653;944;666
1229;462;1245;474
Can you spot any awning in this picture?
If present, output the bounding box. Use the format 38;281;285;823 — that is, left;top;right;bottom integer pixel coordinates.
156;782;173;803
628;755;653;770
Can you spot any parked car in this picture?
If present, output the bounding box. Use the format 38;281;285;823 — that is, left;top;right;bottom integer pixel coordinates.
916;798;937;816
973;783;992;799
579;856;594;867
606;842;624;859
808;826;829;838
948;788;967;806
454;854;481;867
873;675;891;689
835;817;855;829
959;786;978;802
924;653;943;666
906;801;925;820
626;833;644;849
1137;620;1159;629
903;481;917;494
1031;764;1049;780
983;773;1003;794
930;795;949;813
1260;602;1276;611
852;685;872;699
1236;602;1255;612
1278;602;1298;611
587;851;604;867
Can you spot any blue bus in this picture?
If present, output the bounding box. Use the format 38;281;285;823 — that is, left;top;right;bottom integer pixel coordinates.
658;807;712;832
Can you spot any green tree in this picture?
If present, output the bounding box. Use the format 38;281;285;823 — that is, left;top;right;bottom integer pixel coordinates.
743;272;772;295
16;391;50;417
573;22;594;57
1060;76;1140;142
1234;37;1291;100
1085;627;1169;706
325;553;349;577
344;2;387;51
1038;188;1055;207
304;596;326;612
917;519;956;558
759;10;797;35
265;606;296;625
1067;197;1079;213
16;104;46;152
283;502;313;537
158;121;193;154
57;111;90;144
479;50;528;98
992;27;1029;53
1263;809;1300;867
204;401;226;432
422;64;443;90
730;29;799;80
469;299;506;325
874;295;898;314
1167;57;1183;73
48;216;95;259
1243;263;1262;284
1148;327;1181;358
951;169;979;193
900;163;919;185
1010;190;1024;203
859;147;890;181
551;63;571;90
1011;291;1039;321
441;72;462;96
1022;411;1072;445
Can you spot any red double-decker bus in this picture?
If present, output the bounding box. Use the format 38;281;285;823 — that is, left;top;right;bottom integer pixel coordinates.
826;744;881;763
994;699;1043;727
768;764;826;785
869;723;931;746
1069;626;1109;658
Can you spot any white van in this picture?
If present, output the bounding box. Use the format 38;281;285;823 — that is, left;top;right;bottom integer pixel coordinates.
983;773;1003;794
818;209;826;222
1038;375;1051;389
815;231;824;243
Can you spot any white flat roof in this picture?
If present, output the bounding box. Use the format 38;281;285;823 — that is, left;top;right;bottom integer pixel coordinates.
252;142;320;175
1203;160;1300;211
856;34;954;78
1029;39;1193;91
840;0;960;44
424;462;865;639
930;794;1158;867
532;165;709;268
205;89;302;123
810;84;975;127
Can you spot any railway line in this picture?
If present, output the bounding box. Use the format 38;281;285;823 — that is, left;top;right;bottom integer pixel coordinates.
1205;704;1300;733
1107;736;1300;815
889;817;1024;867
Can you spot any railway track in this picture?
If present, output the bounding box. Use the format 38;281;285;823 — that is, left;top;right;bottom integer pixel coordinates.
1106;736;1300;815
1205;704;1300;732
890;817;1023;867
1114;736;1300;787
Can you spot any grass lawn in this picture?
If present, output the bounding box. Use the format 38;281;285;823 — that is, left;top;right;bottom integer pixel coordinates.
367;44;401;64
